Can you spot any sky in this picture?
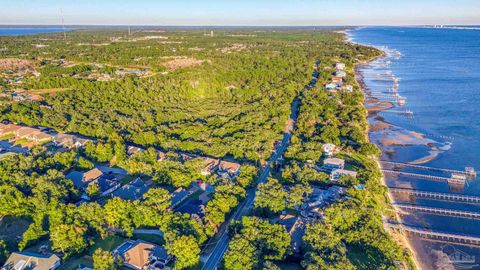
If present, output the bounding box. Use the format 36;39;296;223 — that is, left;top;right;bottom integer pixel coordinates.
1;0;479;26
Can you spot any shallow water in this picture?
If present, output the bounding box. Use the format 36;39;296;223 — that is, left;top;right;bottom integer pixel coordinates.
351;27;480;270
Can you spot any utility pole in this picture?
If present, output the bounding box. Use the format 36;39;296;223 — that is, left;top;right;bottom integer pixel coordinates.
60;8;66;42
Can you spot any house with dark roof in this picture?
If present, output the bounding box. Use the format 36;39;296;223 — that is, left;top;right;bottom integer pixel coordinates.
176;199;206;219
2;252;60;270
171;187;191;207
112;240;171;270
97;174;121;196
275;215;306;254
66;168;104;190
112;177;149;200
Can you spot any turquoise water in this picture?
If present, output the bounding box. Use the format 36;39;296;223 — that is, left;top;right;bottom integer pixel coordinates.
351;27;480;269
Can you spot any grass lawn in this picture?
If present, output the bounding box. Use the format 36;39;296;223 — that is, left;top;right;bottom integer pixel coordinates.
0;133;15;140
86;235;126;255
133;233;165;246
62;255;93;270
13;138;28;146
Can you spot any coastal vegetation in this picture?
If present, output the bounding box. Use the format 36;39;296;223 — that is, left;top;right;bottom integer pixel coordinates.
0;28;413;269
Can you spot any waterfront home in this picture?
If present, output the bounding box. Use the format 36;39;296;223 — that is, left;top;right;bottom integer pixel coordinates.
331;76;343;83
113;240;171;270
324;83;337;91
112;177;149;200
343;85;354;92
322;143;337;156
330;168;358;182
333;70;347;77
335;62;346;70
322;157;345;171
2;251;60;270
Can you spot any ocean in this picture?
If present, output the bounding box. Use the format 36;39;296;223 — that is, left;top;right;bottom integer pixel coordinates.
350;27;480;269
0;27;68;36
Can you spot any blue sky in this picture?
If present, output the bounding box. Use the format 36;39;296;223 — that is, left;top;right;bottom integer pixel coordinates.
1;0;479;26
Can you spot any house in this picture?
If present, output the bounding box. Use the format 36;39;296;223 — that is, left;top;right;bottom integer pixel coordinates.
53;134;76;148
171;187;191;207
27;131;52;143
322;158;345;171
343;85;354;92
97;175;121;196
112;177;149;200
275;215;305;254
113;240;171;270
322;143;337;156
2;252;60;270
331;76;343;83
0;123;21;137
201;158;220;176
14;127;39;139
330;169;358;182
324;83;337;91
156;150;166;161
218;160;241;176
335;63;345;70
66;168;104;190
127;146;144;157
333;70;347;77
177;199;206;218
192;180;215;193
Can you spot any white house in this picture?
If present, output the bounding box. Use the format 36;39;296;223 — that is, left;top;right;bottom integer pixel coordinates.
330;169;358;182
322;143;337;156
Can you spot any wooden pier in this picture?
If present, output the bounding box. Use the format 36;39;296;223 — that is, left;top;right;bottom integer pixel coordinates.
388;223;480;247
380;160;476;178
382;169;465;185
389;187;480;204
395;203;480;219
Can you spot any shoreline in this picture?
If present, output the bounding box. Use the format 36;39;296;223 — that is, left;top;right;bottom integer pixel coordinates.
350;37;423;270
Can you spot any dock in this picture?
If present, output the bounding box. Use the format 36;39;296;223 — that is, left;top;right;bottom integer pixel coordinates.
388;223;480;247
380;160;476;178
382;169;465;185
389;187;480;204
395;203;480;220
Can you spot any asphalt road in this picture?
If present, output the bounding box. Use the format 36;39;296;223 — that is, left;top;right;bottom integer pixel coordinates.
201;62;319;270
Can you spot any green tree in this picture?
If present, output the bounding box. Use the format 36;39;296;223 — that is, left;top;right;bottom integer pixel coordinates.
0;240;8;265
93;248;115;270
86;182;100;198
254;178;286;214
167;235;200;269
